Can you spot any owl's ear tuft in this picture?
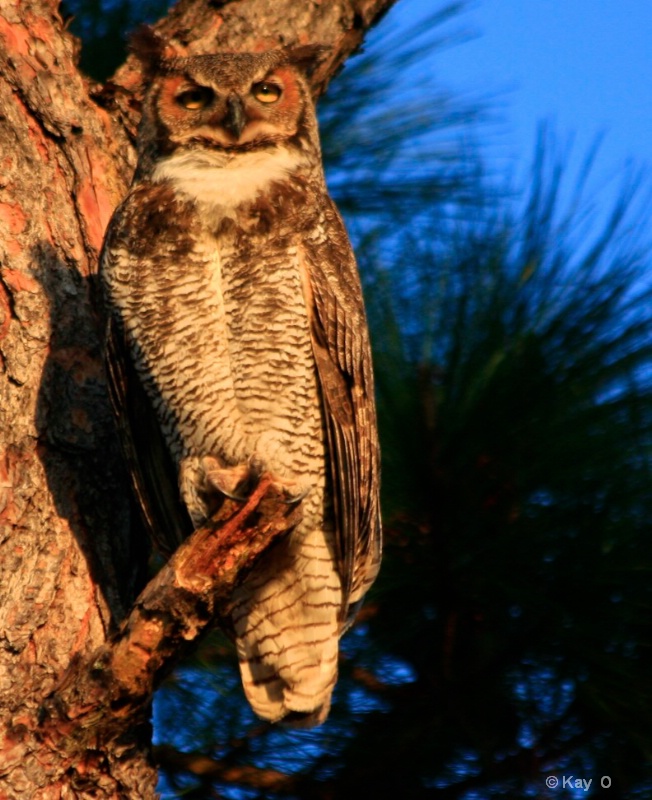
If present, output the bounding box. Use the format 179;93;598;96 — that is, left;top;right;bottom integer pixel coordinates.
130;25;182;76
284;44;332;77
129;25;165;75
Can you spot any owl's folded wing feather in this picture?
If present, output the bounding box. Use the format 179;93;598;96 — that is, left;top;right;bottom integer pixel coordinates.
101;205;195;558
105;314;194;557
302;198;382;624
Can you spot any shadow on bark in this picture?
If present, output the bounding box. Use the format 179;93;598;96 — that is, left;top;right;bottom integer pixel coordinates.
32;241;149;625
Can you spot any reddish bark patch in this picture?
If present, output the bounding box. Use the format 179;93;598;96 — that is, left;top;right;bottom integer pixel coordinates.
1;268;38;294
0;203;27;236
77;176;115;254
0;14;31;57
14;94;51;163
0;202;27;235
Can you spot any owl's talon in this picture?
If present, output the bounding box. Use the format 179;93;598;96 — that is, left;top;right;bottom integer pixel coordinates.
217;486;249;502
270;479;310;505
280;486;310;505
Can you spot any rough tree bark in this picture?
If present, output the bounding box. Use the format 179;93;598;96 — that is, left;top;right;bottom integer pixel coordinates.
0;0;395;796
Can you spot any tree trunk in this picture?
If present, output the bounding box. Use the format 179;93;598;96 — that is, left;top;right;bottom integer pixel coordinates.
0;0;395;796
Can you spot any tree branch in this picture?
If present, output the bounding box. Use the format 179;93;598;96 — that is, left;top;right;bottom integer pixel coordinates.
37;476;301;748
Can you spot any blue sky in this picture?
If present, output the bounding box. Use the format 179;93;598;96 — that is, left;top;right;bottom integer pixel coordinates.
401;0;652;191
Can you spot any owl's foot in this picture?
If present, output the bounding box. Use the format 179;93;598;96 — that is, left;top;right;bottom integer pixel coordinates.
203;458;251;501
202;456;310;505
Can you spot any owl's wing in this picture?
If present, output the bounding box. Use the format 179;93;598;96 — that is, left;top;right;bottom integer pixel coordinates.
101;205;194;558
302;198;382;624
104;316;193;557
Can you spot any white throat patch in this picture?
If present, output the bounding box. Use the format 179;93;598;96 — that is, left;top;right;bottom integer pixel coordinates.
152;147;302;209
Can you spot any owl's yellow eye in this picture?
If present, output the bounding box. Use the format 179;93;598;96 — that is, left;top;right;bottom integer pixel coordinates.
176;87;214;111
252;82;282;104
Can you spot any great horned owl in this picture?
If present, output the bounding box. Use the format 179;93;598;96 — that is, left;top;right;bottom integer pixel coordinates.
100;42;381;726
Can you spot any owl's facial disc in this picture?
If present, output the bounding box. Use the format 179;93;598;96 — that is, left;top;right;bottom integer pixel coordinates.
162;64;302;151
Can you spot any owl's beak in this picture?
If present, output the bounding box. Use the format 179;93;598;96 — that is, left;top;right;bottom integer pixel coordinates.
223;95;246;140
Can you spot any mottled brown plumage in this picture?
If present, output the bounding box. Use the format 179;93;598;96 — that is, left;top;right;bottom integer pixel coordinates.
101;44;381;726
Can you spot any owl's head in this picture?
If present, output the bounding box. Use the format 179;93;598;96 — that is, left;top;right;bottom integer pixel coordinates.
135;41;327;179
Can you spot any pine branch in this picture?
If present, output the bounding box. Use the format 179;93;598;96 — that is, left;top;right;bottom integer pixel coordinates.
154;743;297;792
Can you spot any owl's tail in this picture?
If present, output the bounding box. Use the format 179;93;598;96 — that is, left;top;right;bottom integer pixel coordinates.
231;526;342;727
